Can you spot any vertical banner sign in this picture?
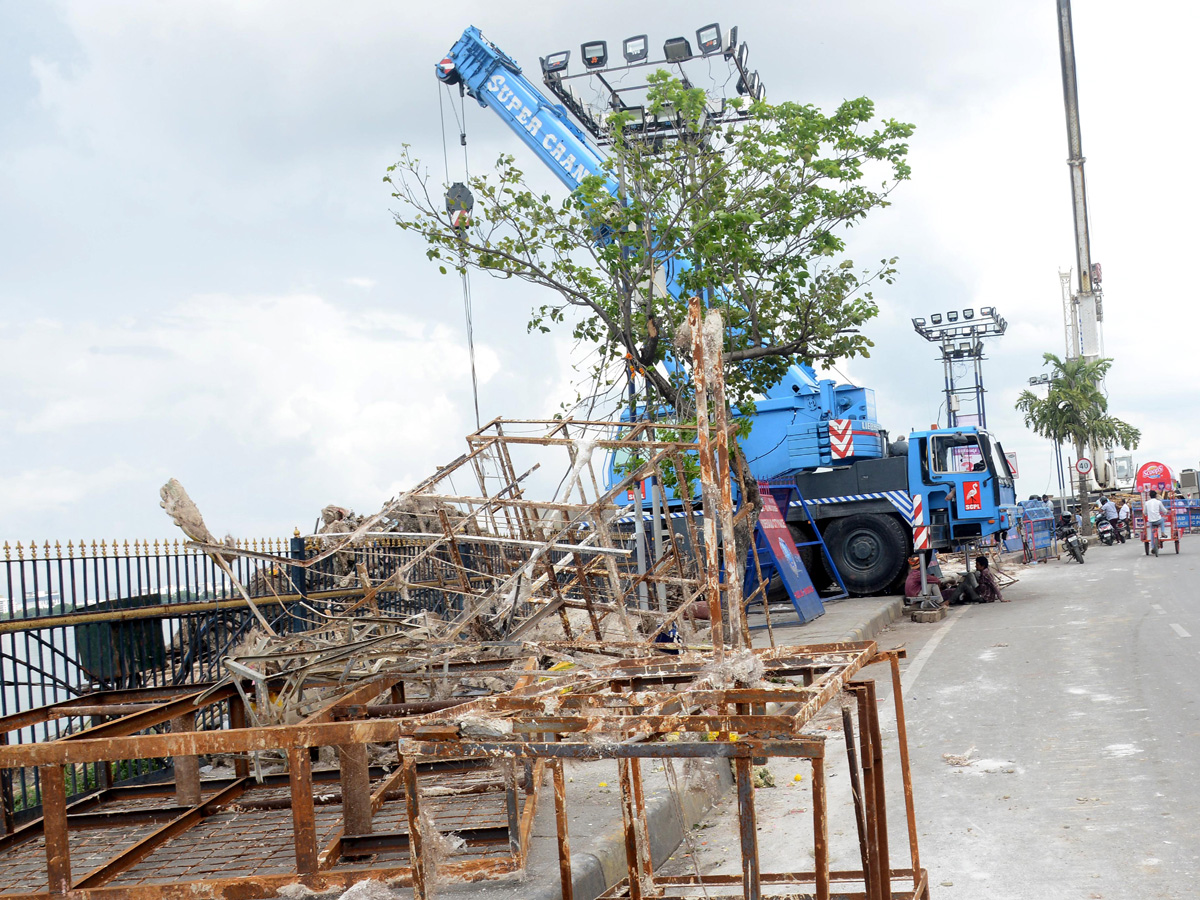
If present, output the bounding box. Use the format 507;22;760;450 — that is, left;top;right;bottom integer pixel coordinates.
961;481;983;512
755;483;823;623
1005;451;1019;478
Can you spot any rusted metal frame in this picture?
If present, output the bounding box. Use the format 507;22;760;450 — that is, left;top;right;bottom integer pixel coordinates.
515;757;546;866
286;748;319;874
612;542;680;610
689;299;726;658
493;422;538;543
0;720;412;768
615;868;922;886
1;858;526;900
850;686;881;900
629;758;654;893
299;672;406;726
337;742;372;836
841;704;871;894
40;765;70;895
551;759;574;900
733;756;762;900
883;652;921;892
437;508;478;603
405;739;826;761
71;778;249;889
863;679;891;900
0;686;220;735
381;457;540;604
0;594;293;636
60;684;237;743
616;758;645;900
669;448;703;577
571;552;605;639
539;551;576;640
64;806;194;828
811;751;831;900
168;712;201;807
294;442;496;570
401;754;428;900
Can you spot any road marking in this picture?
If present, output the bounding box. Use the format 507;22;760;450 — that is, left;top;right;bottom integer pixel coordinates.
1151;604;1166;615
901;608;963;699
1170;623;1191;639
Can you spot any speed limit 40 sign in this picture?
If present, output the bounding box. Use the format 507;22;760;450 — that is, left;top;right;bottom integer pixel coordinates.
1075;457;1093;476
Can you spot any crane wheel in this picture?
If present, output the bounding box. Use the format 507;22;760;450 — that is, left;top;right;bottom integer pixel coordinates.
820;514;908;595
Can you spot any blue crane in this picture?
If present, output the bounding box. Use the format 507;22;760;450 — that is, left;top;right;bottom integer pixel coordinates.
436;26;1018;595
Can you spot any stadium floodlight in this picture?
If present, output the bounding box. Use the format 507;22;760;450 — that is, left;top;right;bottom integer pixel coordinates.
696;23;723;56
542;51;570;74
963;309;975;320
663;37;693;61
581;41;608;69
622;35;648;63
724;26;738;59
947;311;959;323
912;317;926;327
931;314;943;325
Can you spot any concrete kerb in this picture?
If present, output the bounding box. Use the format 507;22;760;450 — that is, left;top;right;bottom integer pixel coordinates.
526;599;903;900
841;596;905;643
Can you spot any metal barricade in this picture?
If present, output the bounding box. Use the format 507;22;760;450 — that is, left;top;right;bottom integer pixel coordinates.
1018;500;1057;562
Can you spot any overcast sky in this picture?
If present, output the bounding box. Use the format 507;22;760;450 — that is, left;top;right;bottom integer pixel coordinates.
3;1;1198;542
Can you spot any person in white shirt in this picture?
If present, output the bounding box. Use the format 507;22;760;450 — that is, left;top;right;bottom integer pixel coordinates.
1143;490;1168;556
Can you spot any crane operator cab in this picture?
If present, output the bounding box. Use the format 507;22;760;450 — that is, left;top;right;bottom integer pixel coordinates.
911;427;1017;545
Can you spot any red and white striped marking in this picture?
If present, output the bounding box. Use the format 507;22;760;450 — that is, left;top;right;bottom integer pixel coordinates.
911;494;930;549
829;419;854;459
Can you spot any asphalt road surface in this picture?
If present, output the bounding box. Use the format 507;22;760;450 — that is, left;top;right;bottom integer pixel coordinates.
878;539;1200;898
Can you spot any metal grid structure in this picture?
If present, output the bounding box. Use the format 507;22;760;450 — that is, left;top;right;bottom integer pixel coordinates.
0;304;929;899
0;643;927;900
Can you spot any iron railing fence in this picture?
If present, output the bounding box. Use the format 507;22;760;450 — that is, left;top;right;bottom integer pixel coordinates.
0;533;502;818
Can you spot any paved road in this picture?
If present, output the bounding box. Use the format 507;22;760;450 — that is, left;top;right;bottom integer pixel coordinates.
881;540;1200;898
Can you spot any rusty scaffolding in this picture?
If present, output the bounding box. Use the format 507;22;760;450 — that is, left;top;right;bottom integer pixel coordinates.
0;303;929;899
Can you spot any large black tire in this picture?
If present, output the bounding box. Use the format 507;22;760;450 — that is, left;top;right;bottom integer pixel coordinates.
820;514;909;595
1068;541;1085;564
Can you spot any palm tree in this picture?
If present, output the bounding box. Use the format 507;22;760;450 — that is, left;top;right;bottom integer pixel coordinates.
1015;353;1140;532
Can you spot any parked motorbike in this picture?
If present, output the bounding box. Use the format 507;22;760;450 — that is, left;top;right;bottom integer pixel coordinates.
1057;516;1088;563
1096;517;1115;546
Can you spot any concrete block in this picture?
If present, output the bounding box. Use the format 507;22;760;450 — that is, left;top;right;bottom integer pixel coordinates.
910;606;948;623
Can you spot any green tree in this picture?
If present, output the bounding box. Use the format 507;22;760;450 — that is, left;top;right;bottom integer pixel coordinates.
386;75;912;604
386;76;912;415
1015;353;1140;529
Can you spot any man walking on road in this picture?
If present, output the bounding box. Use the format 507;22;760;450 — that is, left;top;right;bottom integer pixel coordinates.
1102;496;1125;543
1144;490;1168;556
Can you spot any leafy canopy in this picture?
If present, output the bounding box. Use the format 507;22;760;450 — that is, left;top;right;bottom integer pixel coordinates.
386;74;913;413
1014;353;1141;453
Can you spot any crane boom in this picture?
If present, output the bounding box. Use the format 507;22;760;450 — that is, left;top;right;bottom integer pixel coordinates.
1056;0;1100;359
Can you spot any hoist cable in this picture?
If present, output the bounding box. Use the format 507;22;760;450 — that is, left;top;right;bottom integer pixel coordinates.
437;81;481;429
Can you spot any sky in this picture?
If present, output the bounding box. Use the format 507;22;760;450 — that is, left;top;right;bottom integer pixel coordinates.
2;0;1198;543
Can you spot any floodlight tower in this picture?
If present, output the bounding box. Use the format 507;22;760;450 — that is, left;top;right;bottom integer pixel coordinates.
911;308;1008;429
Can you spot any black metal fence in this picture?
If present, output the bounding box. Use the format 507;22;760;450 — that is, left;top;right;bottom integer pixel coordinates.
0;534;468;817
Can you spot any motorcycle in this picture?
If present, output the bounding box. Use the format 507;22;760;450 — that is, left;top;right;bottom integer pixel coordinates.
1057;516;1088;564
1096;518;1115;546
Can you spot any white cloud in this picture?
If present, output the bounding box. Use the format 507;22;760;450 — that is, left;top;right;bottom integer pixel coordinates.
0;463;140;514
343;277;376;290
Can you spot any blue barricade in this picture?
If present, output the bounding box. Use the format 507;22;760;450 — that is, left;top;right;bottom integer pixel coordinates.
1018;500;1056;561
